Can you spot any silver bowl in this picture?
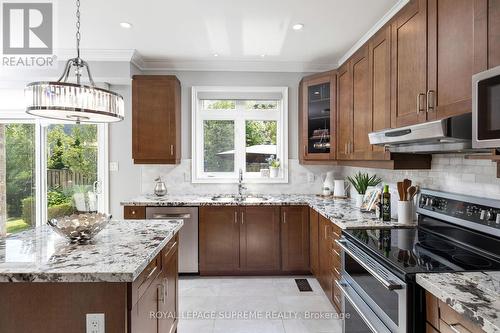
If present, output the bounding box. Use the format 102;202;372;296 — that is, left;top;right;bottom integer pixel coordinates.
48;212;111;244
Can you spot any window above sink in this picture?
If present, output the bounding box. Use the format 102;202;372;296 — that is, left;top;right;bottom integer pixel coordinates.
191;86;288;184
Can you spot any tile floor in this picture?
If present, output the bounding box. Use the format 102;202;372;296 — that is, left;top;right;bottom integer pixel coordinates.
177;276;342;333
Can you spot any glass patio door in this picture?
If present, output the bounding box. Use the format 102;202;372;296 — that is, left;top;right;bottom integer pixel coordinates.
44;122;108;222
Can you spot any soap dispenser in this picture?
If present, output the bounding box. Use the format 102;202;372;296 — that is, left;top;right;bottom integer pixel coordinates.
154;176;167;196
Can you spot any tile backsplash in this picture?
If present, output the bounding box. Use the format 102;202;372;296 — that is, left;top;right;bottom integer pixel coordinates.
340;154;500;200
139;155;500;200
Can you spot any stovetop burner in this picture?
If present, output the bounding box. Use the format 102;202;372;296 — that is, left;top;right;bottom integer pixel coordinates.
418;240;456;252
451;254;493;269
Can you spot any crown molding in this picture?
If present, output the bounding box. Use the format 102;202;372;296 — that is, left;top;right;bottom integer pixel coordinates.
337;0;410;66
54;48;137;62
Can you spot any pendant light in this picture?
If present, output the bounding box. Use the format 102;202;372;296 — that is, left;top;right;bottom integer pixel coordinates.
25;0;124;124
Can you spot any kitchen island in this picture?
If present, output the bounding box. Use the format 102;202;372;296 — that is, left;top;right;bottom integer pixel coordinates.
0;219;183;333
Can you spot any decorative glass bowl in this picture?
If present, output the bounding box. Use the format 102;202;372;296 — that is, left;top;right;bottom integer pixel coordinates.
48;212;111;244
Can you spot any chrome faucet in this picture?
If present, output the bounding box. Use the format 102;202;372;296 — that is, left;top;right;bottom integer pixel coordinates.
237;168;247;200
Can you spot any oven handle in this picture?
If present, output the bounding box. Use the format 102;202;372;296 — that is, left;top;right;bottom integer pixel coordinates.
335;280;390;333
335;239;404;291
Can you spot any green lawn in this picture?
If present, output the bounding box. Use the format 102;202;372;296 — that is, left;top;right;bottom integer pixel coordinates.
6;218;30;234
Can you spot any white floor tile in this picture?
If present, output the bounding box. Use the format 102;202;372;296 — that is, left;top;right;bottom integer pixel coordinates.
177;319;215;333
282;318;342;333
213;319;285;333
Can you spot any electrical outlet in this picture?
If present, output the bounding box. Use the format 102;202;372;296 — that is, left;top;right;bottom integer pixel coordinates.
109;162;119;172
86;313;105;333
307;173;315;183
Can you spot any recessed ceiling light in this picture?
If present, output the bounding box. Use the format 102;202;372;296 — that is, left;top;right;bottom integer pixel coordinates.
260;54;266;58
213;53;219;57
292;23;304;31
120;22;132;29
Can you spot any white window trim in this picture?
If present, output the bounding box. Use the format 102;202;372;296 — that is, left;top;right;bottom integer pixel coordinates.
191;86;288;184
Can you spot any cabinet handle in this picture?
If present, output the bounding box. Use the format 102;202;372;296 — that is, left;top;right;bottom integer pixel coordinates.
324;225;328;239
283;212;286;224
131;210;136;215
449;323;471;333
157;282;166;304
234;211;238;224
241;211;244;225
334;267;341;276
304;145;307;155
416;93;426;114
426;90;435;113
332;248;340;257
170;145;174;156
345;142;348;155
349;141;352;154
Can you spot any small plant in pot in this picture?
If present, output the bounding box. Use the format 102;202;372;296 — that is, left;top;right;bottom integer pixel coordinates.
266;155;281;178
347;172;382;208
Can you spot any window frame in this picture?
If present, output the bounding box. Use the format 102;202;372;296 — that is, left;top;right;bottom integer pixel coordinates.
0;109;109;236
191;86;288;184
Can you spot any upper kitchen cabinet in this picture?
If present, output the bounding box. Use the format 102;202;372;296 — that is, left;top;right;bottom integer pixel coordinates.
299;71;336;163
132;75;181;164
391;0;428;128
476;0;500;68
427;0;488;120
336;63;352;161
369;25;392;159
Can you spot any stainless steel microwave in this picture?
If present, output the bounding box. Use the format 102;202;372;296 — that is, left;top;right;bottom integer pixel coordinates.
473;65;500;148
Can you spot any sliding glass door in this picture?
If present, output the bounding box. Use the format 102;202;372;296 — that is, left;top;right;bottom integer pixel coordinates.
0;117;108;236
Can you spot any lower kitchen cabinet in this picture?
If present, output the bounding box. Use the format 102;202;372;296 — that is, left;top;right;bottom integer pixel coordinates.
240;206;281;272
281;206;310;273
309;208;320;275
426;291;485;333
199;206;240;273
199;205;309;275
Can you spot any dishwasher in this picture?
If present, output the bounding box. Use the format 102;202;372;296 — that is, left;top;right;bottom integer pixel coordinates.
146;207;198;273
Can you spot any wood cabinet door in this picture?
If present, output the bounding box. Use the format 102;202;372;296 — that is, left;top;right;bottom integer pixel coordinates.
240;206;281;272
158;245;178;333
299;73;336;162
369;25;392;159
199;207;240;273
487;0;500;68
427;0;488;121
131;279;159;333
391;0;428;127
132;76;180;164
318;215;332;297
337;63;353;160
309;208;319;275
351;46;372;160
281;206;310;272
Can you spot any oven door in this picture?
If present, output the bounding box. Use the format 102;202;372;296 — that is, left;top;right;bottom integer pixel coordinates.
473;65;500;149
336;238;407;333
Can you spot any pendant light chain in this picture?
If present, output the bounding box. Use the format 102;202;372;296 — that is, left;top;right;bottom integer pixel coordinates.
76;0;81;59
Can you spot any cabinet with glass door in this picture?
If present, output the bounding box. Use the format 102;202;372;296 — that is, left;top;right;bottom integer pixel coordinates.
299;72;336;163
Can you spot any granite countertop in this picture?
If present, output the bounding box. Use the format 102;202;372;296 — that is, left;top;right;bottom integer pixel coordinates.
417;272;500;333
122;194;415;230
0;219;183;283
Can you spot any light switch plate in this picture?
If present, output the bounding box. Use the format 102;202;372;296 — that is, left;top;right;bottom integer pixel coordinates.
86;313;105;333
109;162;119;172
307;173;315;183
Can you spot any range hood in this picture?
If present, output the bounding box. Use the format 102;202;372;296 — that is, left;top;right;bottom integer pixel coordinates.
368;113;475;153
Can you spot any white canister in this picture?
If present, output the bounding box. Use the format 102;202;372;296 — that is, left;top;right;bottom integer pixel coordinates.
333;179;350;197
355;193;364;208
397;201;414;225
270;167;279;178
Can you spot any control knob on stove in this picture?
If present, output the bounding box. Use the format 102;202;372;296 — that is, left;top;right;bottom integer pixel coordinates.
485;210;496;221
480;210;487;220
496;214;500;225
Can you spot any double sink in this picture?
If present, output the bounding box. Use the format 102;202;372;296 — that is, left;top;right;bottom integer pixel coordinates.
210;195;269;203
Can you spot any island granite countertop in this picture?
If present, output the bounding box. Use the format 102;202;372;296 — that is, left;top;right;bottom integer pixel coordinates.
0;219;183;283
122;194;414;230
417;272;500;333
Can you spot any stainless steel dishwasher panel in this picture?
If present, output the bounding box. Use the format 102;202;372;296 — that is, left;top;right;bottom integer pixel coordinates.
146;206;199;273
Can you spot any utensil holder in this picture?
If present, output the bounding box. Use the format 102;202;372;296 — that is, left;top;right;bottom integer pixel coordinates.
397;201;414;225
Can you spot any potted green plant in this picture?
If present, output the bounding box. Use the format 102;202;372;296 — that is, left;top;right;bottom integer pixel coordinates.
347;172;382;208
266;155;281;178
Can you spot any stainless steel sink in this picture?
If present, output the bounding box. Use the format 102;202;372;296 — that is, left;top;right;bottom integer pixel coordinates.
243;196;269;203
210;195;237;202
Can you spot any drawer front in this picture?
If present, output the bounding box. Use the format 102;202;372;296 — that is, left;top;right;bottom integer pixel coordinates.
132;254;161;306
439;300;483;333
124;206;146;219
332;275;342;312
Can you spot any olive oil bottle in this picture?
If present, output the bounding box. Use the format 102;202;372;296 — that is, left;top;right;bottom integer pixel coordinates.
382;185;391;222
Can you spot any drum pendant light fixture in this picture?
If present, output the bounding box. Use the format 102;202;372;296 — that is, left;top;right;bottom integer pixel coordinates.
25;0;124;124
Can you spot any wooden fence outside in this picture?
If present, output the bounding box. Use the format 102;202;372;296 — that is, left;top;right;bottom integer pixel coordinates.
47;169;94;189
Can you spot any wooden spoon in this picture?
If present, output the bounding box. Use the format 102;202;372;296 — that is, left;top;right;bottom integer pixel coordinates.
407;186;417;202
397;182;405;201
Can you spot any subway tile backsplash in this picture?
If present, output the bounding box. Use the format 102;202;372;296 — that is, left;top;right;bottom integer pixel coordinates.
139;155;500;200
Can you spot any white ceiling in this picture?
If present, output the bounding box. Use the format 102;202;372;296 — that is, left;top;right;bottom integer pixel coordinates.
55;0;403;72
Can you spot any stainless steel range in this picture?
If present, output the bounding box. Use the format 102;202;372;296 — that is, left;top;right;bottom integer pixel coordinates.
336;189;500;333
